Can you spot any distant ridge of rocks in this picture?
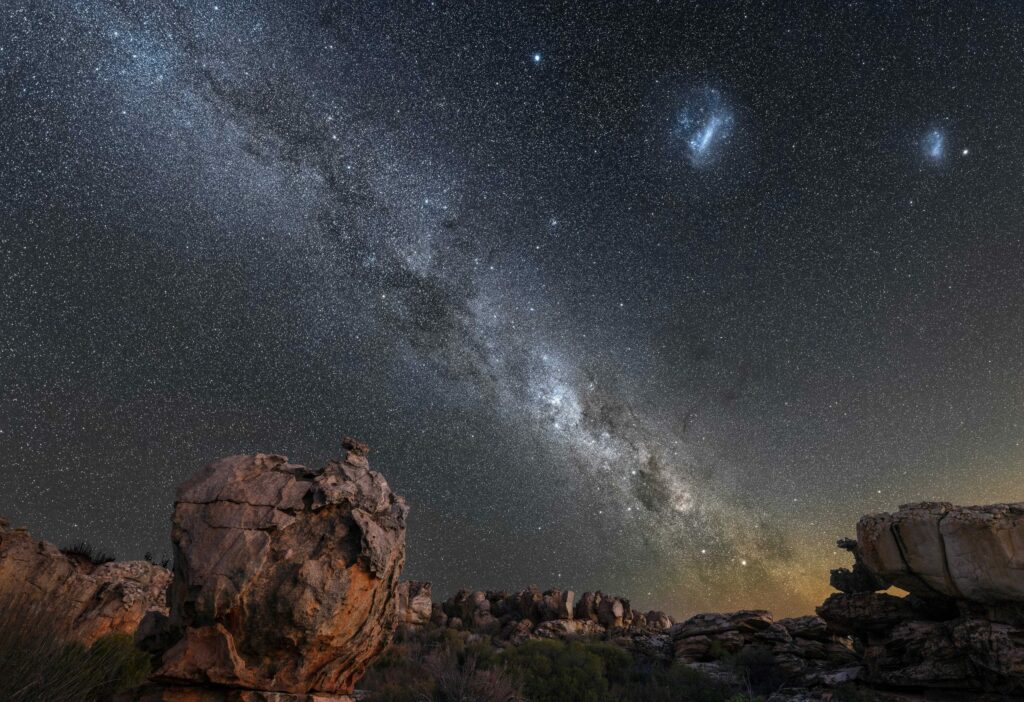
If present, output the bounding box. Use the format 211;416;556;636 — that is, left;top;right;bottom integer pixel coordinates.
396;583;860;690
395;500;1024;697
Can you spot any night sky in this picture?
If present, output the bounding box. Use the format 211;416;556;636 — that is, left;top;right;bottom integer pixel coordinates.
3;1;1024;617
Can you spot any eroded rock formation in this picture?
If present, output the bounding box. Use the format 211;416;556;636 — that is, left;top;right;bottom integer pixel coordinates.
0;518;170;645
138;443;407;700
395;580;433;627
819;501;1024;694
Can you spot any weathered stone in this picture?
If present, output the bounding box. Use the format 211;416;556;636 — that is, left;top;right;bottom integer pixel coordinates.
154;450;407;696
533;618;605;639
777;616;829;642
596;595;627;628
574;591;599;621
949;617;1024;678
829;537;888;594
395;581;433;627
674;634;713;661
645;610;673;630
857;502;1024;603
538;588;574;621
671;610;774;639
0;521;170;645
861;620;972;688
816;592;918;636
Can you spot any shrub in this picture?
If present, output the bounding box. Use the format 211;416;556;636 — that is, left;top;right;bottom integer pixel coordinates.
364;623;745;702
361;626;521;702
501;639;609;702
730;645;787;696
60;542;115;565
614;661;737;702
0;594;150;702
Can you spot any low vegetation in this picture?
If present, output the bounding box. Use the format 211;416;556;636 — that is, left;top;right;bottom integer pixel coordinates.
361;625;764;702
60;541;116;566
0;594;151;702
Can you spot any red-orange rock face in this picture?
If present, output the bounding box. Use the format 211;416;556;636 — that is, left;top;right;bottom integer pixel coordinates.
0;520;170;645
153;450;407;696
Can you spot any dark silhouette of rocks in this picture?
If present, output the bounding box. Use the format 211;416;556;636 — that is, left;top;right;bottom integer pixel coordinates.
0;517;170;645
829;536;888;594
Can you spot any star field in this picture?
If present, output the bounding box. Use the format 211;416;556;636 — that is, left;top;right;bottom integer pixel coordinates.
3;1;1024;616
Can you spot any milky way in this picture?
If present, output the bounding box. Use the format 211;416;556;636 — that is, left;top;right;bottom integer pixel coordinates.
4;2;1024;616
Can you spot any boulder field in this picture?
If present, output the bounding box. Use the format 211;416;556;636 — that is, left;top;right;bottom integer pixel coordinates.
395;502;1024;697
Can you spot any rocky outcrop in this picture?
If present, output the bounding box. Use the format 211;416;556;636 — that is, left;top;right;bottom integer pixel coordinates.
857;502;1024;602
395;580;433;627
404;582;857;695
428;586;642;644
0;518;170;645
818;501;1024;694
141;443;407;699
670;610;858;683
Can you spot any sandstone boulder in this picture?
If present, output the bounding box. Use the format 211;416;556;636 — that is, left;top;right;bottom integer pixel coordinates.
395;580;433;627
857;502;1024;602
533;618;605;639
645;610;674;630
0;519;170;645
538;588;574;621
154;449;407;696
819;502;1024;693
596;595;629;628
816;592;919;636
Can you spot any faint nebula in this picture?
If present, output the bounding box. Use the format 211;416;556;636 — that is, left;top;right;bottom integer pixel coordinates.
673;88;734;166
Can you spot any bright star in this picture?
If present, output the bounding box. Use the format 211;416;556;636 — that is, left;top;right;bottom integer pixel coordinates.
532;53;541;63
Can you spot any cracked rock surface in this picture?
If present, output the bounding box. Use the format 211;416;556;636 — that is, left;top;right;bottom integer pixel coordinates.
819;501;1024;693
858;502;1024;602
0;519;171;645
152;449;407;696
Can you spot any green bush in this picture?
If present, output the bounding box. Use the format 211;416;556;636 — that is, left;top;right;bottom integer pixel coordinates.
502;639;610;702
364;623;749;702
614;661;738;702
361;627;522;702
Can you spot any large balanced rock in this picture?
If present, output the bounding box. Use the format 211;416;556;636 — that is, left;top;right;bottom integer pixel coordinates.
857;502;1024;602
0;518;170;645
819;501;1024;693
153;446;407;697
